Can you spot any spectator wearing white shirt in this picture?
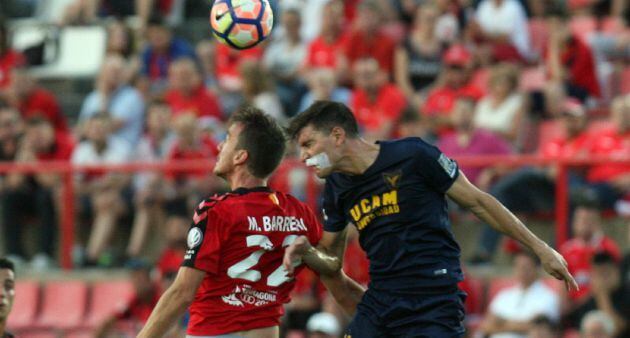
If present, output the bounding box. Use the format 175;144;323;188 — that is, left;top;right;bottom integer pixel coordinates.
72;113;133;266
479;251;560;338
79;55;145;147
474;63;525;145
474;0;531;62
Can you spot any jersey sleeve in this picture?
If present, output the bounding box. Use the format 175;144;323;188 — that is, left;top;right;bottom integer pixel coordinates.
182;203;224;274
322;179;348;232
412;138;460;193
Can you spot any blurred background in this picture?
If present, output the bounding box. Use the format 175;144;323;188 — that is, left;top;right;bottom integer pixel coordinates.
0;0;628;337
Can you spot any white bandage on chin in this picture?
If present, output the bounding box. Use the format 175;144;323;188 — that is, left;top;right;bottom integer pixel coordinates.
305;152;332;169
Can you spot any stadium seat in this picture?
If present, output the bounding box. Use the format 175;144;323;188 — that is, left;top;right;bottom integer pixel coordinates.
528;19;549;57
35;280;88;330
569;15;597;42
84;280;135;328
6;281;40;331
485;277;517;310
18;332;58;338
29;26;106;79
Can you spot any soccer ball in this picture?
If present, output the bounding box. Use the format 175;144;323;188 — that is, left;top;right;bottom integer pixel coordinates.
210;0;274;50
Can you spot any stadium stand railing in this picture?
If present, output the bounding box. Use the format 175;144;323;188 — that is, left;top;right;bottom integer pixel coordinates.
0;155;627;269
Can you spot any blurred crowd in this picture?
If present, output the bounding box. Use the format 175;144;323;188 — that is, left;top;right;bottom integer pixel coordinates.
0;0;629;337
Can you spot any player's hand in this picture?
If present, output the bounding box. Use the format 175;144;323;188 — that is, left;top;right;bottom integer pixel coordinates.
283;235;312;276
538;246;579;292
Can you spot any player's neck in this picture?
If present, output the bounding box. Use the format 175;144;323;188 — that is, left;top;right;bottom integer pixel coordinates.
337;138;380;176
227;170;267;191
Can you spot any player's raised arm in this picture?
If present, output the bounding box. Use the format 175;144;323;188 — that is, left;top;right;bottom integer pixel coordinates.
137;267;204;338
446;171;579;292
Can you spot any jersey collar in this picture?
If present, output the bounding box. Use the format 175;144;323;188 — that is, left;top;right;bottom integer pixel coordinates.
231;186;273;195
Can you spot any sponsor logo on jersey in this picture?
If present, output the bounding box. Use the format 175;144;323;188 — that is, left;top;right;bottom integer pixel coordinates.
349;189;400;231
438;153;457;178
187;227;203;249
221;284;278;307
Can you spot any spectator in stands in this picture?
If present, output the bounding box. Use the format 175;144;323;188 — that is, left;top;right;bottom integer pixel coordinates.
437;97;513;190
394;3;443;106
561;191;622;303
469;99;592;265
471;0;531;63
95;260;160;338
580;310;616;338
162;113;219;238
343;0;396;75
127;99;176;259
434;0;460;44
0;258;15;338
350;57;407;141
299;68;351;113
527;315;559;338
79;55;145;146
140;14;196;94
0;107;22;161
584;95;630;210
105;19;140;84
303;0;348;76
479;250;560;338
164;57;223;124
421;44;483;136
546;6;601;100
4;67;68;133
2;117;74;269
474;63;525;145
306;312;341;338
196;40;218;92
0;17;26;96
72;113;132;266
566;252;630;338
263;8;307;117
396;106;428;139
240;60;286;123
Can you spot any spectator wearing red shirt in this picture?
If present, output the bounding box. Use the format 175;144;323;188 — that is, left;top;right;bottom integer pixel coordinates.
343;0;396;76
164;58;223;124
0;18;26;93
561;193;621;303
1;117;74;269
304;0;349;75
5;67;68;133
470;100;593;265
545;8;601;100
422;45;484;136
350;58;407;141
96;260;162;337
583;95;630;209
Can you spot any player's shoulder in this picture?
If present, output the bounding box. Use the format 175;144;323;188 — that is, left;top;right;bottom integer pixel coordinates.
274;190;316;215
381;137;438;156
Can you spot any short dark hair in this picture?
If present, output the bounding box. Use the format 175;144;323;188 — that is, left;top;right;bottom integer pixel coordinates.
229;106;287;179
0;257;15;273
572;188;601;211
287;101;360;140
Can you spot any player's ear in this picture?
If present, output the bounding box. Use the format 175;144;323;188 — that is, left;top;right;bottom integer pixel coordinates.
233;149;248;166
331;126;346;146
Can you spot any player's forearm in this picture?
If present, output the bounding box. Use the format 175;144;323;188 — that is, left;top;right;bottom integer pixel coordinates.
303;245;343;276
471;192;547;254
137;286;193;338
320;271;365;317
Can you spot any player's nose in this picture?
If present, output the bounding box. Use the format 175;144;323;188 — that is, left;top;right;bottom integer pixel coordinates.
217;141;224;152
299;149;309;163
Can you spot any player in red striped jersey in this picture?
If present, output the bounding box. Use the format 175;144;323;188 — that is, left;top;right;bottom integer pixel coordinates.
138;107;323;338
